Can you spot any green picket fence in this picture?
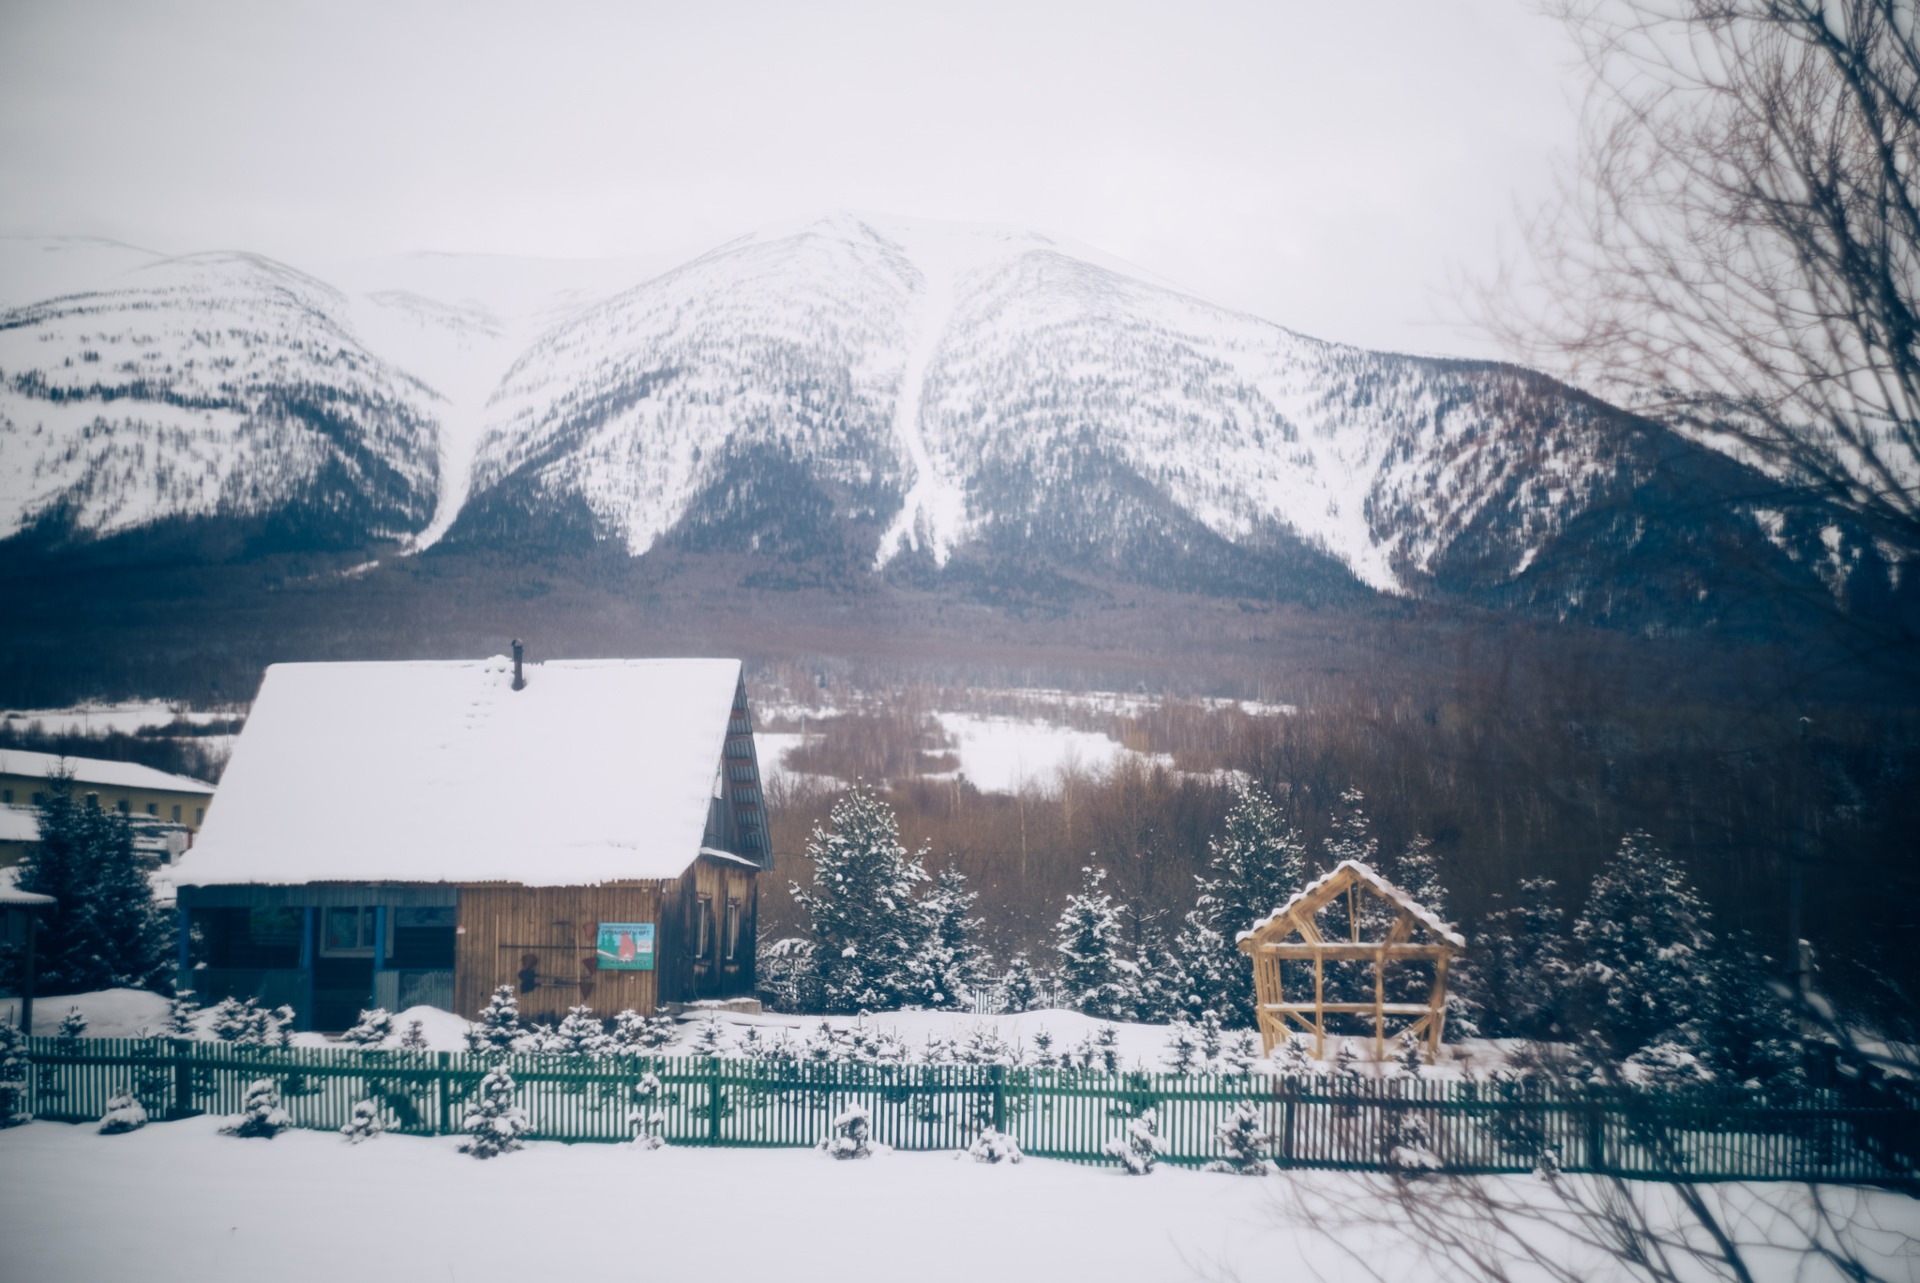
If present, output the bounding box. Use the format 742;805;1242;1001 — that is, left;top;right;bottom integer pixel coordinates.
21;1037;1916;1184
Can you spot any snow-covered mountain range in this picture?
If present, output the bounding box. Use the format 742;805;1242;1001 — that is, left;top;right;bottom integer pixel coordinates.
0;215;1867;624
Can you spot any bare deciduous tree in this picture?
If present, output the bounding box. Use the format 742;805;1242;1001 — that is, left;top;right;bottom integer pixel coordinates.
1487;0;1920;560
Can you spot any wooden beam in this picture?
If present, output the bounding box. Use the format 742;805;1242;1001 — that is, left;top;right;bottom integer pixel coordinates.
1373;945;1386;1060
1253;943;1453;961
1262;1001;1437;1016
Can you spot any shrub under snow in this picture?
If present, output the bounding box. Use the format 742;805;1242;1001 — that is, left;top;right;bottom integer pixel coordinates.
340;1008;394;1047
223;1079;291;1139
1103;1108;1163;1175
1204;1102;1272;1175
98;1091;148;1134
0;1020;29;1128
340;1099;384;1143
819;1104;873;1160
967;1126;1023;1164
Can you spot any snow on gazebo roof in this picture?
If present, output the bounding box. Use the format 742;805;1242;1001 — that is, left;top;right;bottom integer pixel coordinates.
1236;859;1466;950
176;656;747;888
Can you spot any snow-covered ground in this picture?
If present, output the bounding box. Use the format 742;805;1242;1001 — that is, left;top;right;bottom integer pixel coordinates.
1;1115;1910;1283
0;700;237;736
926;712;1171;793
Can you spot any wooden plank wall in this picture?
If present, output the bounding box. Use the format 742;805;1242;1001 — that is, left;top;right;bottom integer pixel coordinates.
455;883;671;1023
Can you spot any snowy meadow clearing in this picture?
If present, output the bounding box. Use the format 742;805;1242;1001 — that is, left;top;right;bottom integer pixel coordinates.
4;1114;1916;1283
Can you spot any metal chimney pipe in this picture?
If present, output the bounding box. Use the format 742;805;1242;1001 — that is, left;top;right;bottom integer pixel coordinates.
511;639;526;691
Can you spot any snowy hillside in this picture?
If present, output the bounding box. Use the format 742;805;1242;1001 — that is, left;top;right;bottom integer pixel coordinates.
453;213;1748;603
0;249;440;546
0;216;1849;623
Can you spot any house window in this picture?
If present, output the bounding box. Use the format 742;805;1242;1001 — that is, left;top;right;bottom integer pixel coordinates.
32;792;45;806
2;789;11;805
695;895;713;960
146;802;158;815
195;808;204;825
171;804;181;822
322;906;379;957
116;798;129;814
724;898;741;962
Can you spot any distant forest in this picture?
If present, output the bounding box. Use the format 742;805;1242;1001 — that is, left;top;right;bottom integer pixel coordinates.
6;542;1916;1028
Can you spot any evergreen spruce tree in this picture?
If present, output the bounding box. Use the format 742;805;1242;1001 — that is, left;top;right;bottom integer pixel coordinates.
790;784;933;1012
1170;783;1307;1026
222;1078;291;1139
551;1005;609;1056
1204;1102;1273;1174
397;1020;429;1051
999;952;1042;1013
1395;1030;1425;1079
0;1021;28;1127
609;1009;679;1054
967;1126;1023;1164
1695;936;1806;1093
1161;1020;1200;1073
919;866;992;1009
1027;1026;1058;1069
459;1066;528;1158
1274;1034;1314;1079
1221;1030;1260;1075
15;773;172;994
340;1008;394;1047
1103;1108;1162;1174
466;985;523;1055
1317;790;1394;1018
687;1016;730;1058
1454;879;1571;1040
163;990;200;1040
57;1006;87;1042
1052;866;1136;1020
1573;833;1716;1055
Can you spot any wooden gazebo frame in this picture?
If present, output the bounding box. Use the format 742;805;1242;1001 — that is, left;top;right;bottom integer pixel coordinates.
1237;859;1465;1062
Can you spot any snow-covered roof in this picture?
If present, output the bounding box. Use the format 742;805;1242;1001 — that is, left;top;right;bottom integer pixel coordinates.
176;656;748;888
0;748;214;795
0;806;38;844
0;866;55;907
1237;859;1466;950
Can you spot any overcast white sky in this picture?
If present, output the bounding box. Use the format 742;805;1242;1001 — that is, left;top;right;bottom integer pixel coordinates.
0;0;1579;358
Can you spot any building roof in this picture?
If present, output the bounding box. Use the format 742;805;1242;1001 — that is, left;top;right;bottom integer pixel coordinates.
0;806;37;844
0;748;215;796
176;656;749;888
0;866;55;907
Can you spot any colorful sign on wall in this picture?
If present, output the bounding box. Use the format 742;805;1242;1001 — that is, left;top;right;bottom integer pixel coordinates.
596;922;655;971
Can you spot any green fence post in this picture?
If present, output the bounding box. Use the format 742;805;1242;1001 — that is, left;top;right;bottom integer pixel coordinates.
990;1064;1006;1132
1587;1094;1607;1174
708;1058;722;1146
436;1052;451;1136
170;1038;191;1120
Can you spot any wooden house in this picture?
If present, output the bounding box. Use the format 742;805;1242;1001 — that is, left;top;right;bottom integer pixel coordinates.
1237;859;1465;1062
173;650;771;1031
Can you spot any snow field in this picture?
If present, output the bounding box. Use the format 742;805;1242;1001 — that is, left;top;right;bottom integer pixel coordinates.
2;1114;1912;1283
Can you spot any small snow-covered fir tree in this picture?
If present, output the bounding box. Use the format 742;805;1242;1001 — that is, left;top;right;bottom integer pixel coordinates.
1273;1034;1314;1080
1317;791;1394;1014
163;990;200;1039
1103;1108;1162;1175
57;1006;88;1042
1027;1026;1058;1069
1071;1024;1123;1074
1623;1040;1717;1088
1694;935;1806;1093
687;1016;730;1058
627;1072;667;1150
802;1020;846;1064
1395;1031;1425;1079
1195;1011;1227;1068
1170;783;1308;1025
269;1005;295;1048
223;1078;291;1139
954;1024;1014;1067
968;1126;1023;1164
1388;1112;1443;1173
1204;1101;1273;1174
920;1032;959;1065
0;1020;29;1127
1453;878;1571;1040
459;1066;529;1158
1053;866;1136;1020
99;1090;148;1134
1333;1039;1361;1079
340;1008;394;1047
1220;1031;1260;1076
999;952;1042;1013
466;985;523;1056
819;1104;873;1160
340;1099;383;1143
209;996;288;1048
791;784;934;1013
1161;1020;1201;1074
1573;832;1716;1055
609;1009;678;1055
398;1019;429;1051
551;1005;609;1057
